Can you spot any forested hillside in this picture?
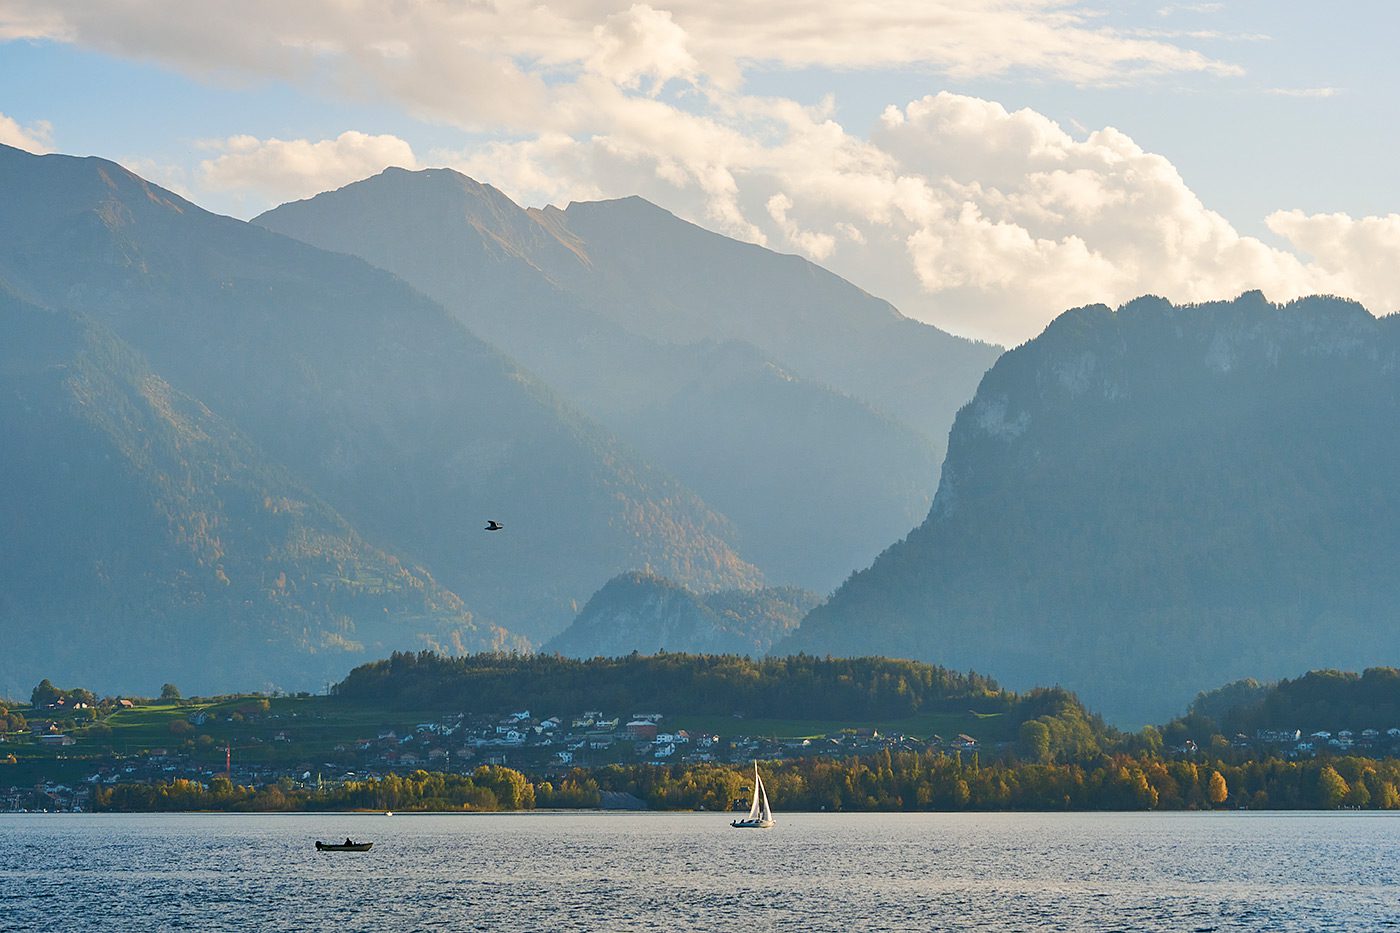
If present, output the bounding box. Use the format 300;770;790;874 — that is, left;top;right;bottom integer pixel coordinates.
335;651;1108;759
788;293;1400;724
543;572;817;657
0;145;761;667
1169;668;1400;738
0;292;521;691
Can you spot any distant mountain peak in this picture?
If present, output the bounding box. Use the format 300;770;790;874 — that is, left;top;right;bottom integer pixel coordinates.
254;163;1001;591
557;193;673;219
544;571;818;658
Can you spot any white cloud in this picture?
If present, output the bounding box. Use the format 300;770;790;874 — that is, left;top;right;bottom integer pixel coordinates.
0;111;52;152
10;2;1398;343
1157;3;1224;15
1266;210;1400;315
1;0;1240;106
766;192;836;261
445;90;1400;344
586;5;701;91
1265;86;1340;98
198;131;419;202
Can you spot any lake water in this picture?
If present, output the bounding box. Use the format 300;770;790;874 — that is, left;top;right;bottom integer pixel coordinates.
1;811;1397;931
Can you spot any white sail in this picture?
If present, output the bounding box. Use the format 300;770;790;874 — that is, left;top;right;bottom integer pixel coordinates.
747;762;763;820
732;761;775;828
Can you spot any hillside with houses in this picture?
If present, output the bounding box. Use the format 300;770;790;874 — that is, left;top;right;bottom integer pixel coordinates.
9;660;1400;813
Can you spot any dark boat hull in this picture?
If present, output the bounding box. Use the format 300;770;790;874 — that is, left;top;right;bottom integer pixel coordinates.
315;842;373;851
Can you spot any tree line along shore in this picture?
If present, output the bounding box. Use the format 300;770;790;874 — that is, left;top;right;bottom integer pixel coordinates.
9;653;1400;813
95;750;1396;813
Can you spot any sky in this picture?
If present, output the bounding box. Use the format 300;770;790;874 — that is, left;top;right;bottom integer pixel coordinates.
1;0;1397;345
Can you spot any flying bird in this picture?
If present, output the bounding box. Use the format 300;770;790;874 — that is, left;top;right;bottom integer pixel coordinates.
485;520;504;531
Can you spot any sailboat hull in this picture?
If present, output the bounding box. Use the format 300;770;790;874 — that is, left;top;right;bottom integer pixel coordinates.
730;818;775;829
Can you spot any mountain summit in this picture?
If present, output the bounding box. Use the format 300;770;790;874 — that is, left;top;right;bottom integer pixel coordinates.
0;145;762;689
256;167;999;589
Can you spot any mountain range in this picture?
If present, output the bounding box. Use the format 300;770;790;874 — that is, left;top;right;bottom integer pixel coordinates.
0;145;791;689
786;292;1400;723
255;168;998;589
0;144;993;692
16;143;1395;721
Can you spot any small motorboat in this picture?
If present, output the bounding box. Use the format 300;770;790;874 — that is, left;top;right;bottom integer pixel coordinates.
316;839;373;852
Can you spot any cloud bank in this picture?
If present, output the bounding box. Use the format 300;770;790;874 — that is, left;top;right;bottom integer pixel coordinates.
5;1;1396;343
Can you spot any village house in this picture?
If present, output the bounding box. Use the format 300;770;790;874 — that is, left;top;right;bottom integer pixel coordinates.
626;721;659;741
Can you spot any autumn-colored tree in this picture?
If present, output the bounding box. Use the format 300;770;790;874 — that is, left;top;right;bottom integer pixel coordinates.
1207;770;1228;806
1317;765;1349;809
1344;773;1371;808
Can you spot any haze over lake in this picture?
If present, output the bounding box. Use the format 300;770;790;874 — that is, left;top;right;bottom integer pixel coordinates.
4;811;1397;931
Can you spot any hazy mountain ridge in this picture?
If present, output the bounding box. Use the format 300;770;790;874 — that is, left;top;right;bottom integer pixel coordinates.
0;291;526;693
542;571;818;658
255;167;987;591
533;194;1001;442
786;292;1400;724
0;145;762;662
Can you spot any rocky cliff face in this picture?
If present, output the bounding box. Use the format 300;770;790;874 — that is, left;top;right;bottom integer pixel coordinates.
785;292;1400;724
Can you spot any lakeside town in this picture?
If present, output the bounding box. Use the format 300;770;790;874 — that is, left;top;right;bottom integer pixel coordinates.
1;698;989;812
8;690;1400;812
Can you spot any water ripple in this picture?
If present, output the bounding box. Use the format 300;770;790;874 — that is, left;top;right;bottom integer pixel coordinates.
1;811;1398;932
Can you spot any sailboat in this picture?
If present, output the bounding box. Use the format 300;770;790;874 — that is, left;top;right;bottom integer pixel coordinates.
731;761;775;829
